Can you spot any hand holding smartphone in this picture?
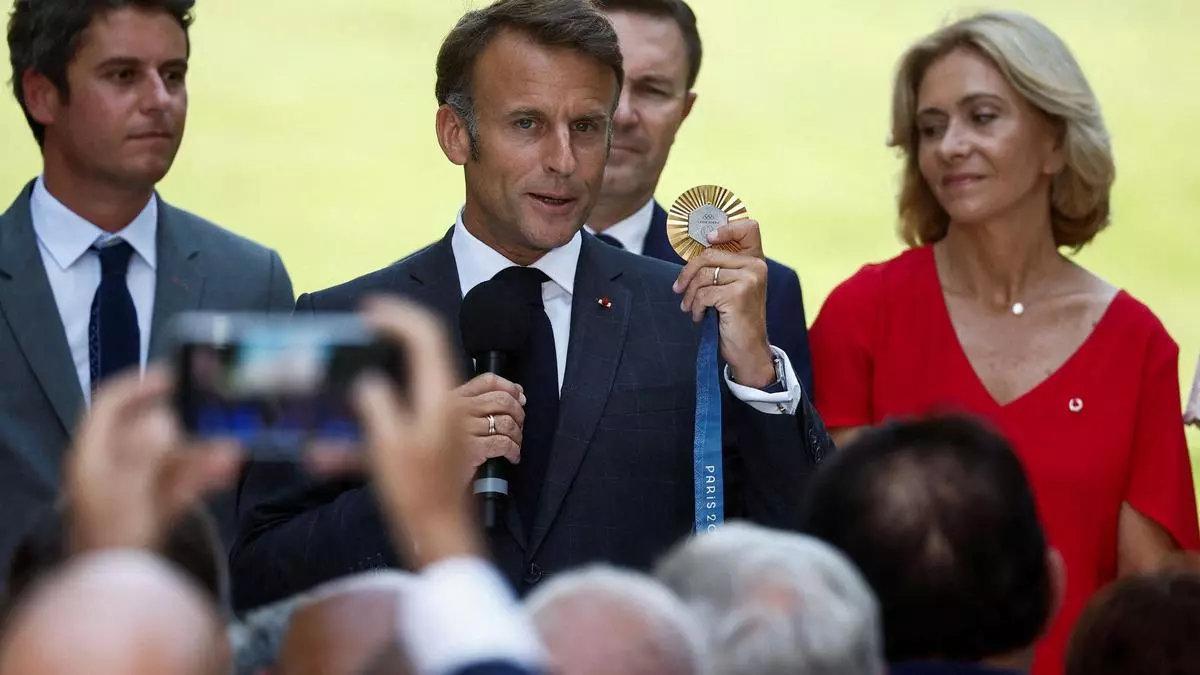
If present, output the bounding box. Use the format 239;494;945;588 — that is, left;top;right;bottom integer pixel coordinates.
171;312;405;459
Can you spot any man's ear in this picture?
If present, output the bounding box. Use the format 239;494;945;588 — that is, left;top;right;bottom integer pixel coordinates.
681;90;697;123
436;105;472;166
21;69;63;127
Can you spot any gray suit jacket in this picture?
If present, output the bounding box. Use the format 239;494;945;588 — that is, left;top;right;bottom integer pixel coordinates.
0;180;293;590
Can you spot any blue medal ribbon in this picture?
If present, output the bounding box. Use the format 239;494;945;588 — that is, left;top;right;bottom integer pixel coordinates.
693;309;724;533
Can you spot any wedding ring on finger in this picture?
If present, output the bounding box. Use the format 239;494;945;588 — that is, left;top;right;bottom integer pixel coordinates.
487;414;497;436
713;266;721;286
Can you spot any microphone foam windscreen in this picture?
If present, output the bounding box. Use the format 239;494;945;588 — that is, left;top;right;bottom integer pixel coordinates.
459;277;534;355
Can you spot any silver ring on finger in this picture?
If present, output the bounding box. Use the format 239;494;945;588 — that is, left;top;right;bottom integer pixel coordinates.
713;266;721;286
487;414;497;435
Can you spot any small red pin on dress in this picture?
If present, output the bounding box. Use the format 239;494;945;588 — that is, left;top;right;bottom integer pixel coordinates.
596;297;613;309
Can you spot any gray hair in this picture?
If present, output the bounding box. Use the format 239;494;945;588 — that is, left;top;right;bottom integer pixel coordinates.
526;565;706;675
435;0;624;161
228;570;414;675
655;522;885;675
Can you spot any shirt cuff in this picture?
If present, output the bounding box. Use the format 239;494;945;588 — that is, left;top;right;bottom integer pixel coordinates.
401;557;545;675
724;345;802;416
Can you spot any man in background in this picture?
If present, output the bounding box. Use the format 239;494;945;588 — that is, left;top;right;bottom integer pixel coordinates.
589;0;814;395
0;0;294;581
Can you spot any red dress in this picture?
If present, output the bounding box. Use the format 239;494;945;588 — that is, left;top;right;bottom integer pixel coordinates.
810;246;1200;675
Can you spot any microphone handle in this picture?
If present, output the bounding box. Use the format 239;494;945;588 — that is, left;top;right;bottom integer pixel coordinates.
472;351;511;529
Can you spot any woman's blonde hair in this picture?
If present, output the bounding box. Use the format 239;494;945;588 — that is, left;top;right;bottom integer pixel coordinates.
889;11;1115;249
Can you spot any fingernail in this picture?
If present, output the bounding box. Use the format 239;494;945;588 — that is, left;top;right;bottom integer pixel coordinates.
519;393;528;406
680;301;687;311
672;281;681;293
706;231;718;242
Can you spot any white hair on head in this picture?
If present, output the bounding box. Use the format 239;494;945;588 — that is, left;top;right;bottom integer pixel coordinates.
302;569;416;603
229;569;415;673
525;565;706;675
655;522;885;675
1;549;227;675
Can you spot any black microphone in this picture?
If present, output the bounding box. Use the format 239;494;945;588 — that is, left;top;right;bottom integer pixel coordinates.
459;277;535;529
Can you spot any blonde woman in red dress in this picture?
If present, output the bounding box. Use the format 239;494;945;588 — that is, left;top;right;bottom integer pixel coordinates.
809;11;1199;675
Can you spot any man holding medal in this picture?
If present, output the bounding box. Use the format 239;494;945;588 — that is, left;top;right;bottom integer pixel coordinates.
587;0;816;397
231;0;831;609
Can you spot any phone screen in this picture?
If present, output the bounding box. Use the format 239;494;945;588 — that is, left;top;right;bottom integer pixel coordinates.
174;315;402;457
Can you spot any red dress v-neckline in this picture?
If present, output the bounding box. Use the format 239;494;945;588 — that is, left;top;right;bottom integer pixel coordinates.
811;244;1200;675
923;246;1125;411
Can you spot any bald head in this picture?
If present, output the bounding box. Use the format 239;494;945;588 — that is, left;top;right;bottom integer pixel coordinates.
0;550;227;675
277;571;414;675
526;566;703;675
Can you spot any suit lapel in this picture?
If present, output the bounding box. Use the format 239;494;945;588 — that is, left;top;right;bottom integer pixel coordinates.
148;199;205;361
528;234;632;555
0;183;85;475
407;229;528;545
403;228;473;378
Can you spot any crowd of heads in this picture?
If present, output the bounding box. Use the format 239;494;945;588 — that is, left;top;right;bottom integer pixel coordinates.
3;400;1197;674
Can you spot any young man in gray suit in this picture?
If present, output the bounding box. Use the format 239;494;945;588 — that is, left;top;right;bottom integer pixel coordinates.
0;0;293;584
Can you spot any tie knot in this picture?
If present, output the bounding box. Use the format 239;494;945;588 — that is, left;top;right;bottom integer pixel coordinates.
493;266;550;298
95;240;134;276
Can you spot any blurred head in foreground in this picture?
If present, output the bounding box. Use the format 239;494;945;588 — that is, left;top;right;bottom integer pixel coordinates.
800;415;1062;669
275;570;415;675
526;565;703;675
656;522;884;675
1066;568;1200;675
0;549;227;675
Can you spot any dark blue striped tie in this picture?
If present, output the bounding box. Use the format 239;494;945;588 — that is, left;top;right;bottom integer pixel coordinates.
89;240;140;391
492;266;558;530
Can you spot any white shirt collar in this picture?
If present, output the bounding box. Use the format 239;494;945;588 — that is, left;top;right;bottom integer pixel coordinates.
30;175;158;271
451;208;580;298
584;198;655;255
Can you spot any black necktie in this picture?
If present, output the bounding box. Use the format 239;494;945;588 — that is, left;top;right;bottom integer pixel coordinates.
492;266;559;529
89;240;140;391
593;232;624;249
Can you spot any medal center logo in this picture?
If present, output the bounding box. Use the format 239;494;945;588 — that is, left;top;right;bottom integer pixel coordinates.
687;204;728;246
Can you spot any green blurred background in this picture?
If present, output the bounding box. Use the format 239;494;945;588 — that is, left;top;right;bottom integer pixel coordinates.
2;1;1197;490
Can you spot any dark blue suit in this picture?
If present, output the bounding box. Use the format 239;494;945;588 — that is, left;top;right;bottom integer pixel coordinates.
640;202;814;397
231;229;831;610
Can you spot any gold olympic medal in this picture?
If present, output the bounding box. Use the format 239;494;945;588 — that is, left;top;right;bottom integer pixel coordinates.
666;185;749;262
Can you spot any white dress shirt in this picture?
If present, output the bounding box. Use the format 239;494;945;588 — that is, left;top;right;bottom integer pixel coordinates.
583;198;655;254
30;176;157;405
451;211;802;414
402;556;544;675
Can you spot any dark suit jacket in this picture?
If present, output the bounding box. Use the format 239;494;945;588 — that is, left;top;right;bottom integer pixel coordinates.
641;201;814;397
0;181;294;590
231;229;832;610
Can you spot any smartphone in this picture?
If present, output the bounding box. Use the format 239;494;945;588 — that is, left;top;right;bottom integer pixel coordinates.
171;312;404;458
